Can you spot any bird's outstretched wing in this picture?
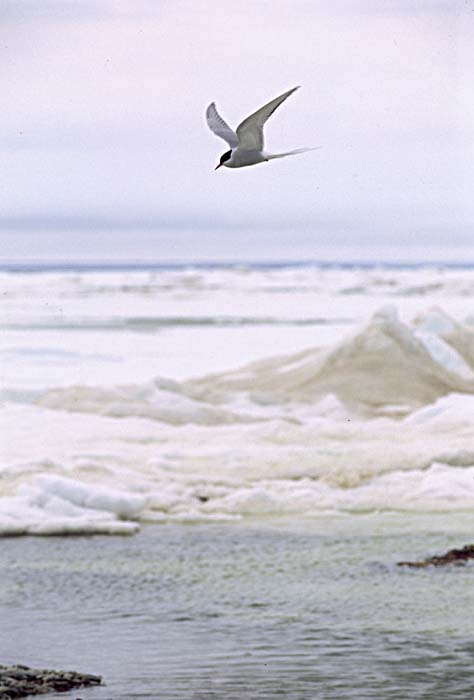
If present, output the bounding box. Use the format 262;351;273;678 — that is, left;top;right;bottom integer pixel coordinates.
206;102;239;148
236;86;300;151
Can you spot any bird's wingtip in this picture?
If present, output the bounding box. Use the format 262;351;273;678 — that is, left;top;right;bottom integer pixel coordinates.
287;86;301;96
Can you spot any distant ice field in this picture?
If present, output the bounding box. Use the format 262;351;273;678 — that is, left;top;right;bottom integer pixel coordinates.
1;261;474;535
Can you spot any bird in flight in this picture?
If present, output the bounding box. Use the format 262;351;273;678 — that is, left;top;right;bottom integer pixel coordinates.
206;86;315;170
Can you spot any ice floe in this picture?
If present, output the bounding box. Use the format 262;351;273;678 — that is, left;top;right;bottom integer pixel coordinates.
2;305;474;535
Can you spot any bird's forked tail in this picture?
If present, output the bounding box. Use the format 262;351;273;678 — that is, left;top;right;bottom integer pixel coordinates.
267;147;319;160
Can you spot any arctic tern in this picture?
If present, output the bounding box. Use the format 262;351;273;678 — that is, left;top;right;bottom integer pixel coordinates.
206;86;314;170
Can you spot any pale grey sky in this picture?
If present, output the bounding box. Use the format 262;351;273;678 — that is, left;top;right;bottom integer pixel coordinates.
1;0;473;259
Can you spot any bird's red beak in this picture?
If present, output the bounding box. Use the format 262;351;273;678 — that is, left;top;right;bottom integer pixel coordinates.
215;163;222;170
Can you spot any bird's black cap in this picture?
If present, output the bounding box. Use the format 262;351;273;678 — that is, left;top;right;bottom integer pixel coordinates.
219;149;232;164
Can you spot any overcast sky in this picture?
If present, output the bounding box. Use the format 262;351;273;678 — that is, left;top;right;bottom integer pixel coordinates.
1;0;473;260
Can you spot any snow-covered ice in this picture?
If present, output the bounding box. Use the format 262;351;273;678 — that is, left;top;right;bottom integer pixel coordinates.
2;263;474;534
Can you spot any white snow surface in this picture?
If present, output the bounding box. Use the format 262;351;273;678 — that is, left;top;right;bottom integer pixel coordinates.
2;265;474;535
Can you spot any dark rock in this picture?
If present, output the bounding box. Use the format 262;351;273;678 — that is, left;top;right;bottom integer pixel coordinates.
398;544;474;568
0;665;102;699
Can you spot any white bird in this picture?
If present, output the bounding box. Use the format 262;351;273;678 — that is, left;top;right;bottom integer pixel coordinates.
206;86;315;170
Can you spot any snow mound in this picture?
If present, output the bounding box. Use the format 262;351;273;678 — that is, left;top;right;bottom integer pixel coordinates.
37;379;257;426
189;306;474;414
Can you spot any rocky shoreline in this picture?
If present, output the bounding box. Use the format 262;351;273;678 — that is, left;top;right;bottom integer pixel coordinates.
0;665;101;699
398;544;474;568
